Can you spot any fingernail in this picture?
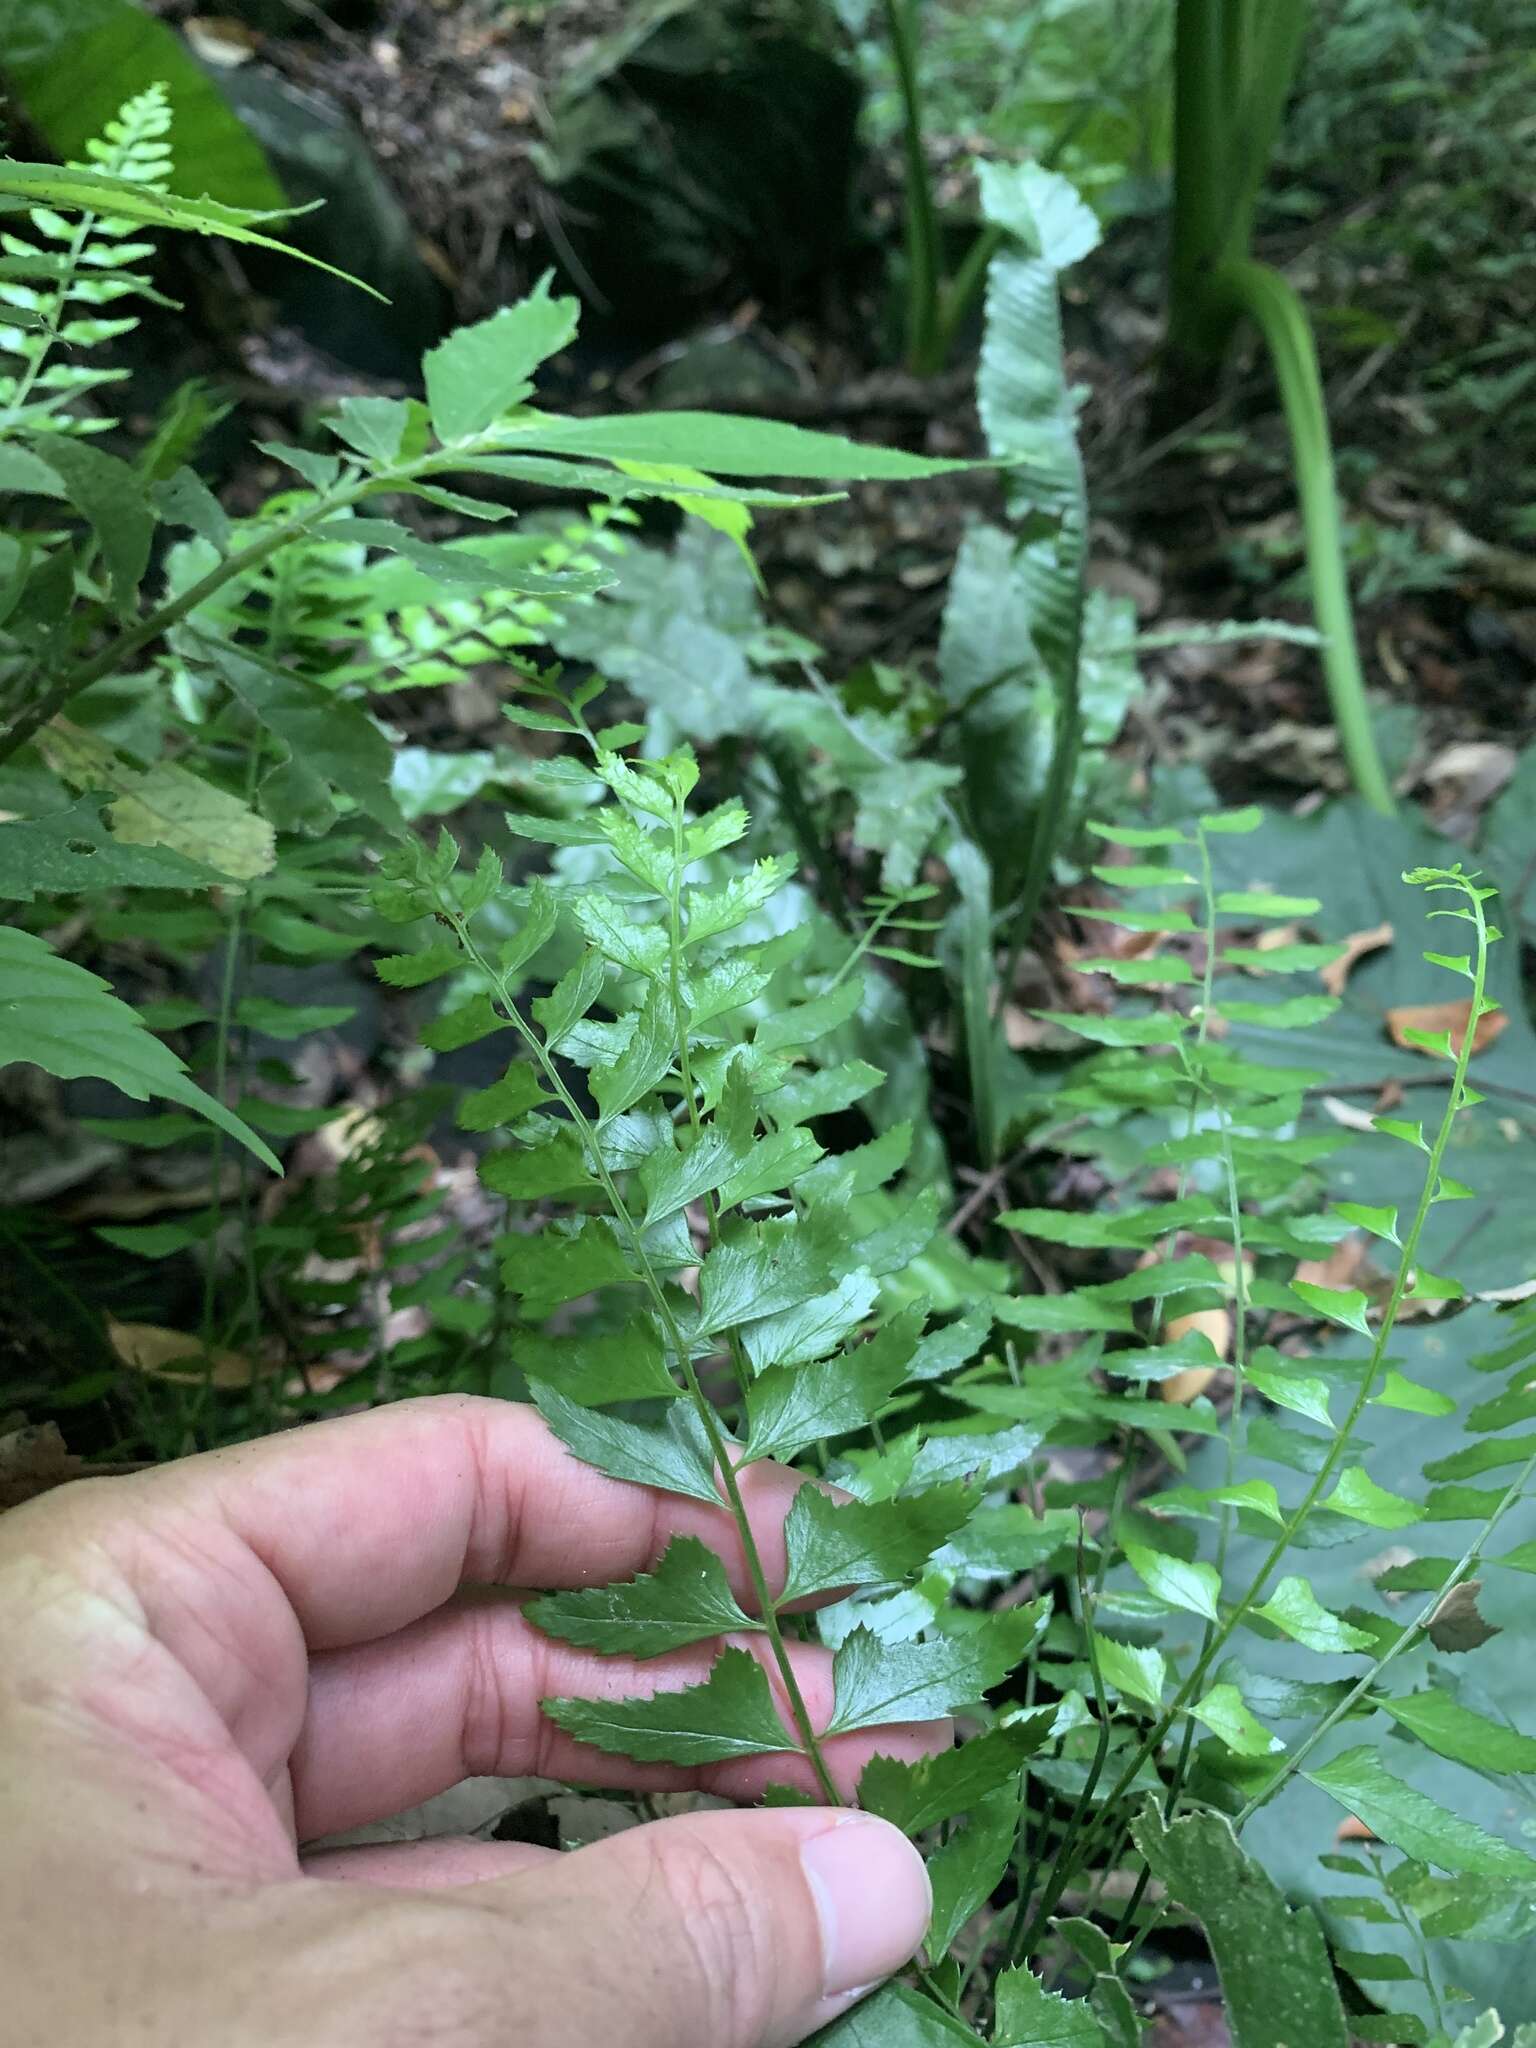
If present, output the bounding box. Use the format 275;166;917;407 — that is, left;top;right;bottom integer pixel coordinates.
801;1816;932;1999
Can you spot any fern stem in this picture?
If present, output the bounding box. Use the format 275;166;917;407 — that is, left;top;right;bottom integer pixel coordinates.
439;897;842;1808
1237;1441;1536;1827
1085;873;1493;1839
1006;1520;1112;1964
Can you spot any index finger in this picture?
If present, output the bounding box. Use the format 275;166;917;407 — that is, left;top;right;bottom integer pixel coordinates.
94;1394;818;1653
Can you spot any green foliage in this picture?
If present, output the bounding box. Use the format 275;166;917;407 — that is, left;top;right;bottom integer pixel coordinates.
4;79;1535;2048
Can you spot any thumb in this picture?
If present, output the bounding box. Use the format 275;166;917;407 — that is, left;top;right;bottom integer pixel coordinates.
488;1806;932;2048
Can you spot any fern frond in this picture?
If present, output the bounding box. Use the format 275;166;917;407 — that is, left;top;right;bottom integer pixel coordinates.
0;84;175;439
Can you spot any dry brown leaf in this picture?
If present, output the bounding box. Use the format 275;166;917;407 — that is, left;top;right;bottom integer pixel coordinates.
1385;997;1507;1060
1003;1007;1087;1053
1320;920;1393;997
107;1316;260;1389
0;1422;81;1512
1320;1094;1381;1135
1158;1302;1229;1406
1295;1235;1375;1295
1421;740;1517;838
1476;1277;1536;1304
61;1170;239;1222
1336;1816;1379;1843
1427;1578;1502;1652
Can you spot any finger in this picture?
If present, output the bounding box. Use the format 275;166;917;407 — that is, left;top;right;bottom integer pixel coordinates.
31;1396;831;1779
300;1838;556;1887
109;1396;818;1643
294;1599;949;1838
473;1806;932;2048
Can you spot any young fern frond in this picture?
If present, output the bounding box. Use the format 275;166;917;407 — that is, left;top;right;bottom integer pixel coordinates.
0;83;174;438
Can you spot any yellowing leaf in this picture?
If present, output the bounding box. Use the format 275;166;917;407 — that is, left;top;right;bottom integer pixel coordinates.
1385;997;1507;1060
106;1316;259;1388
38;722;274;880
1319;920;1393;997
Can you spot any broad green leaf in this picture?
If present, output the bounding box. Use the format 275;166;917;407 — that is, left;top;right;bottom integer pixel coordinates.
1325;1469;1423;1529
1133;1807;1348;2048
506;410;977;481
857;1719;1052;1836
0;926;276;1170
1379;1691;1536;1775
1191;1684;1284;1757
0;0;284;210
926;1787;1019;1956
781;1484;976;1603
424;279;580;444
529;1382;723;1506
1305;1749;1536;1879
1093;1636;1166;1709
1255;1577;1374;1654
1122;1543;1221;1622
529;1536;755;1659
542;1645;791;1764
744;1310;922;1464
825;1608;1043;1736
0;794;222;900
992;1965;1105;2048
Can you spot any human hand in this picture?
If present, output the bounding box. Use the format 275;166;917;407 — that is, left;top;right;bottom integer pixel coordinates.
0;1395;939;2047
